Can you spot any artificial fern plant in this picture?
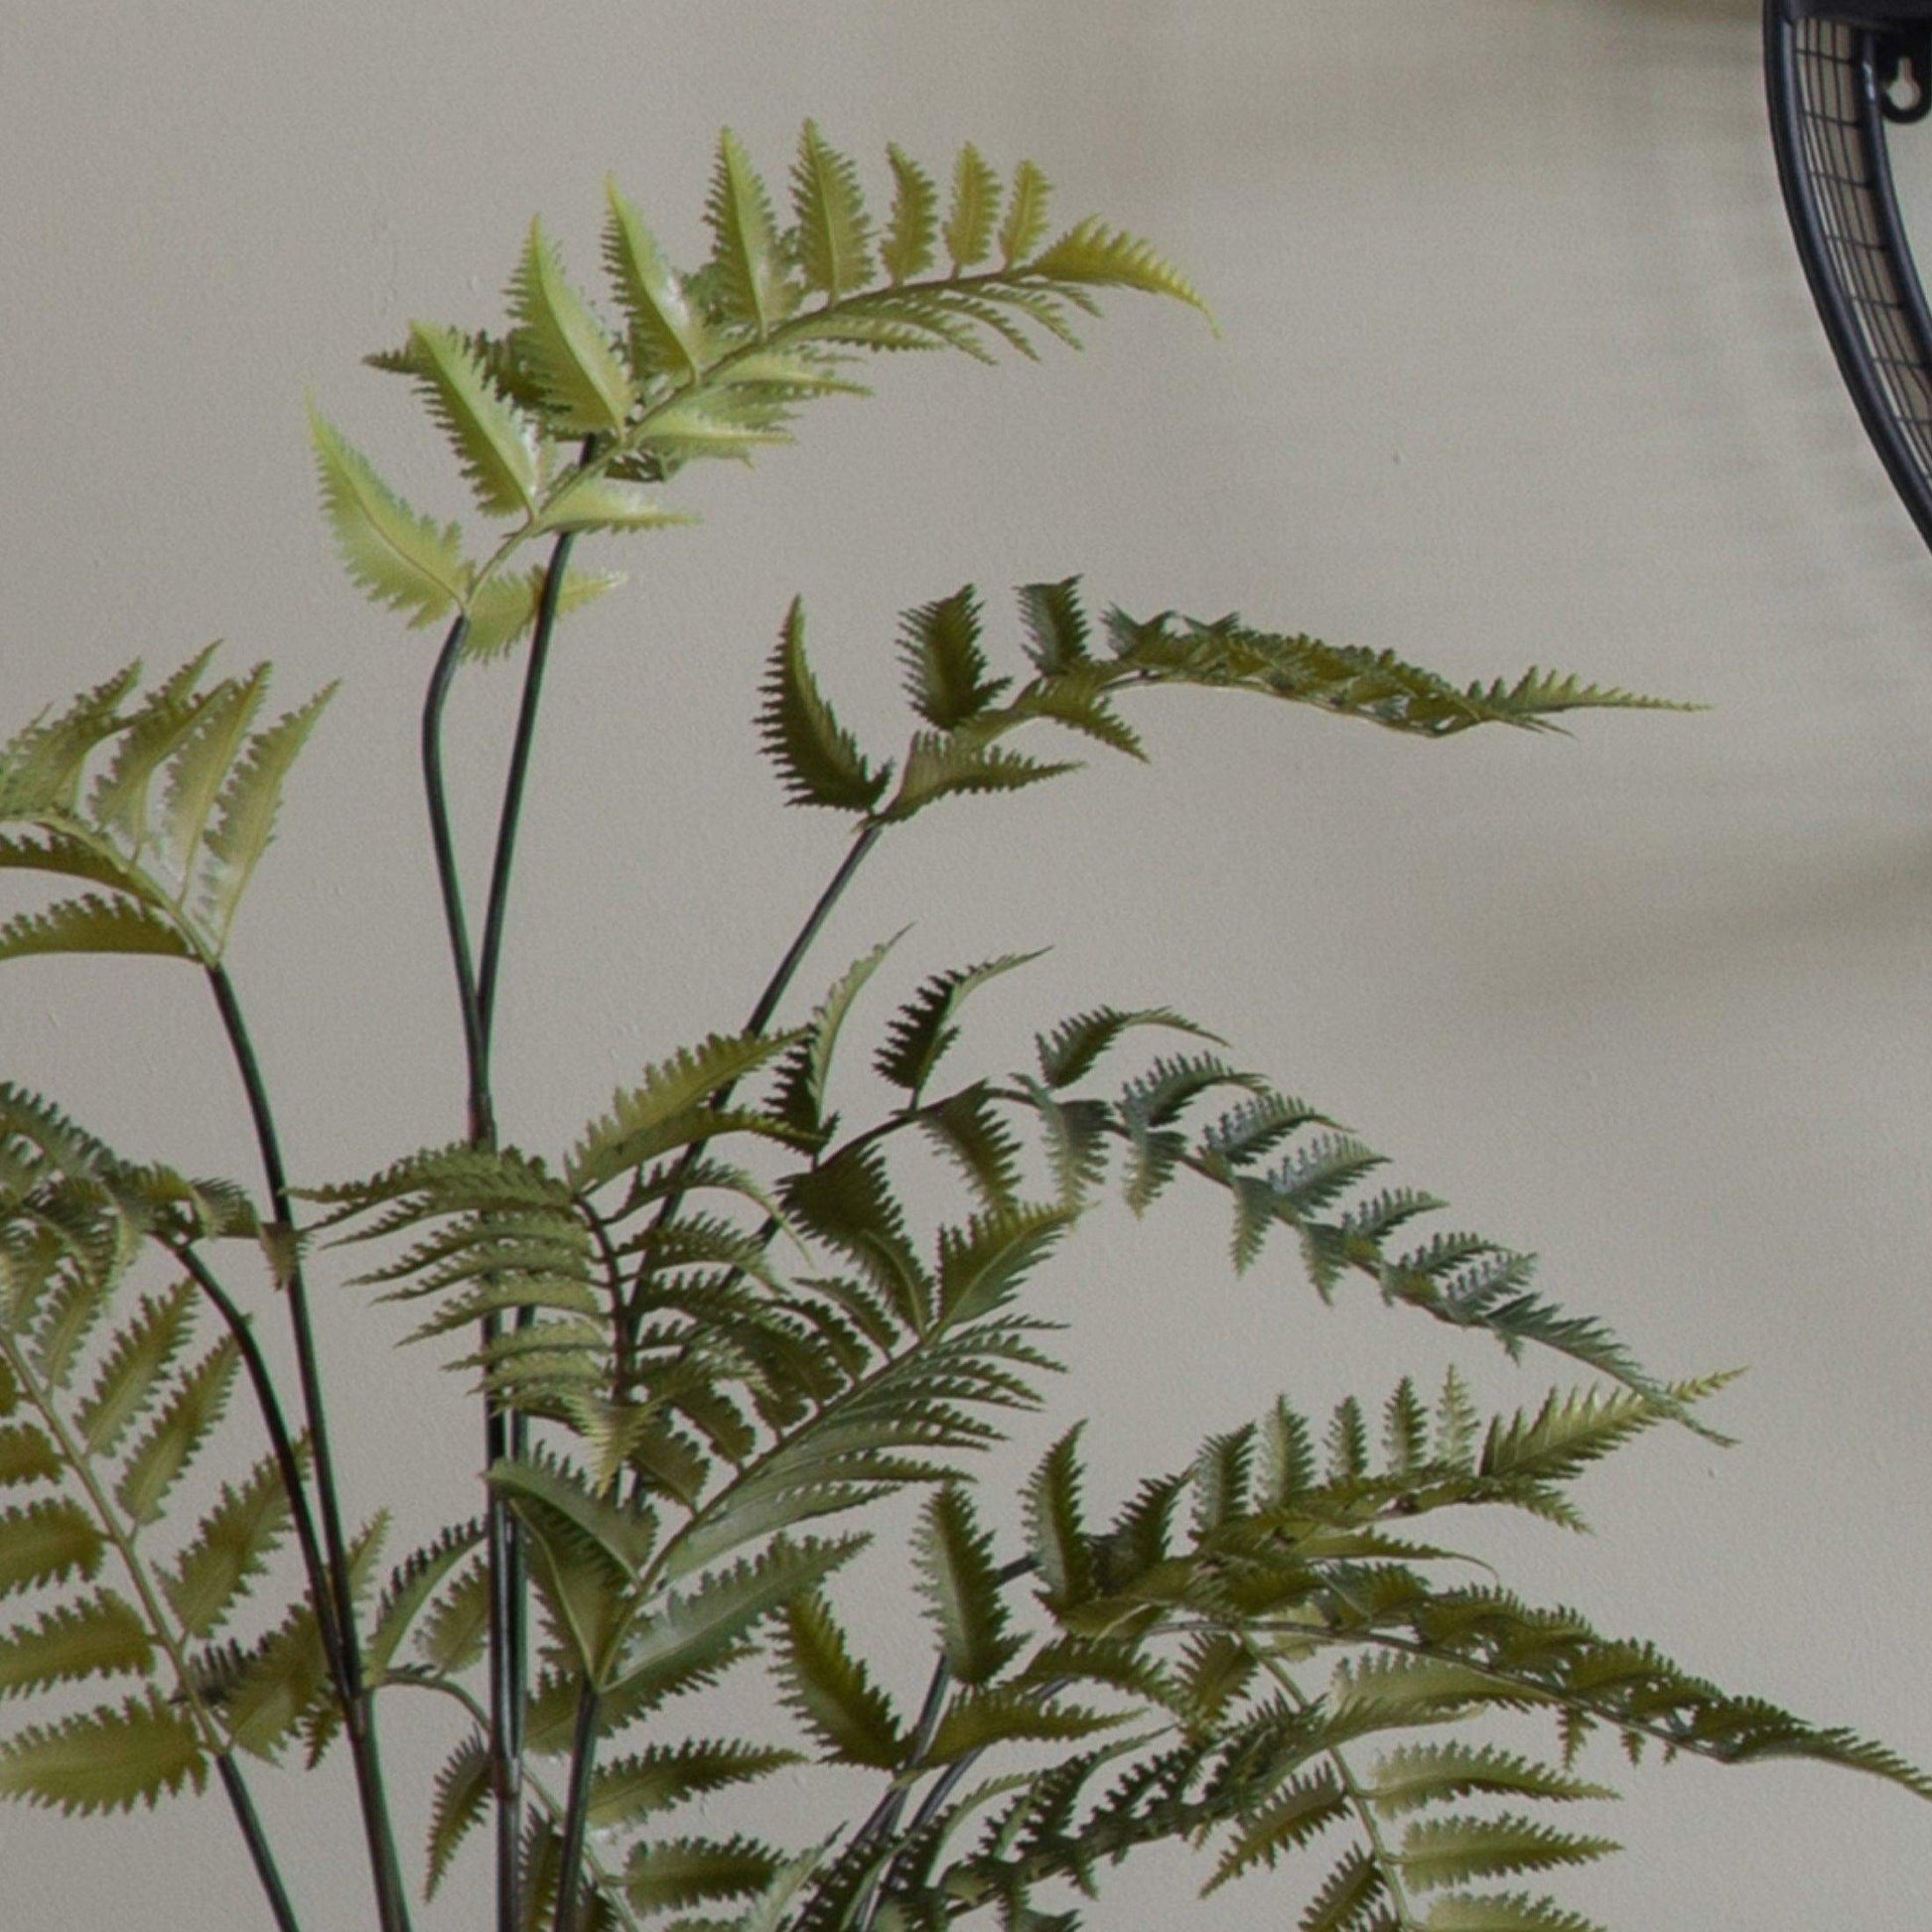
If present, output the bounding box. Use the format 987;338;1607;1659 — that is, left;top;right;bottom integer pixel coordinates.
0;124;1920;1932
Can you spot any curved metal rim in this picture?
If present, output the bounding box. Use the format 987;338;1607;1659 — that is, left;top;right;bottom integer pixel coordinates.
1765;0;1932;549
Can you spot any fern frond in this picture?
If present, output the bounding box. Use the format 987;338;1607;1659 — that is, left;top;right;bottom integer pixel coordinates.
1369;1742;1614;1818
163;1449;300;1639
113;1337;239;1526
876;952;1043;1100
758;599;890;813
773;935;901;1142
1000;161;1054;267
1027;219;1214;323
426;1732;491;1898
882;144;939;284
899;587;1008;730
883;732;1078;823
604;179;719;385
1398;1813;1618;1891
0;1499;104;1597
792;121;874;301
0;663;140;819
0;1691;206;1814
1204;1766;1348;1892
310;406;469;625
463;566;623;663
624;1835;782;1917
1027;1427;1094;1612
535;475;689;536
916;1484;1022;1687
944;145;1003;269
0;1591;153;1700
775;1590;907;1767
73;1280;196;1458
587;1739;797;1836
509;218;638;437
706;130;797;339
404;320;544;518
0;894;195;966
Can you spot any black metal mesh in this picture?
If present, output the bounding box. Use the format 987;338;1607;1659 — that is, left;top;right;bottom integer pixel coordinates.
1770;9;1932;541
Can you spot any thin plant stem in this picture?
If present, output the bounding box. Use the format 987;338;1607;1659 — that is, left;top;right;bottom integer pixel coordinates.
551;1682;604;1932
218;1753;305;1932
205;963;413;1932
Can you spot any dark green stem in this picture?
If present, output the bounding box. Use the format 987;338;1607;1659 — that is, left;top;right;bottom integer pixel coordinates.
218;1752;305;1932
205;963;413;1932
552;1683;604;1932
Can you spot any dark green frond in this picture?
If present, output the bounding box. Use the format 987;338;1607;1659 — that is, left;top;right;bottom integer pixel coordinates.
775;1590;907;1767
875;952;1043;1100
898;587;1007;730
758;599;890;813
915;1484;1021;1686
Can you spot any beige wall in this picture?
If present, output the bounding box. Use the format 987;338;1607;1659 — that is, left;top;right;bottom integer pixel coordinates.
4;0;1930;1924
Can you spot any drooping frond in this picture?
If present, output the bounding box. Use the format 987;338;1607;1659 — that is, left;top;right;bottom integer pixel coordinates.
757;599;891;814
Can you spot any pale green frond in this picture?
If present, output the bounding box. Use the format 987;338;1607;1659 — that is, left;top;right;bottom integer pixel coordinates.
706;129;797;339
899;586;1008;729
0;894;195;967
535;476;692;535
587;1740;797;1835
0;664;140;821
792;121;874;300
1204;1767;1347;1893
1400;1814;1619;1892
1000;160;1053;266
309;406;470;625
462;565;623;664
882;144;939;284
426;1732;490;1898
1383;1378;1431;1479
1017;577;1092;674
1370;1742;1615;1819
1477;1374;1736;1490
0;831;150;899
757;598;890;814
569;1029;801;1190
937;1202;1072;1325
200;681;337;946
509;218;638;436
0;1591;153;1700
113;1338;240;1527
875;951;1044;1100
775;1590;907;1768
405;320;542;517
604;178;720;384
771;934;902;1144
624;1836;781;1917
0;1423;60;1489
1027;219;1214;323
0;1691;206;1814
944;145;1002;269
87;645;220;848
73;1281;196;1458
881;732;1078;822
155;664;268;886
1420;1896;1606;1932
415;1553;488;1674
1027;1426;1094;1612
1436;1367;1482;1471
914;1484;1020;1687
1460;667;1701;732
632;386;797;465
0;1499;104;1597
163;1449;299;1639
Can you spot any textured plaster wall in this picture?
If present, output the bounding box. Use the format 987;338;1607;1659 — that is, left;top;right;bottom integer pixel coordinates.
3;0;1931;1925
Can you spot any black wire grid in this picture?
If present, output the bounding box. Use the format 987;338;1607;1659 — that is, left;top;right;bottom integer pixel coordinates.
1765;0;1932;546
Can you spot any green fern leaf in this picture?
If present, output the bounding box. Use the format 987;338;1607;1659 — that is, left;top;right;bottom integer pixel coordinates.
426;1732;490;1898
773;935;901;1141
792;121;874;300
114;1338;240;1527
757;598;890;813
1370;1743;1614;1819
776;1591;907;1768
604;179;719;384
1297;1846;1388;1932
624;1836;781;1916
415;1553;488;1673
999;161;1053;265
309;406;470;625
405;321;543;517
73;1282;196;1458
1027;1427;1094;1611
0;1591;153;1700
509;218;638;436
462;565;622;663
914;1484;1020;1687
875;952;1043;1099
882;730;1078;822
706;130;797;338
1400;1814;1619;1891
944;145;1002;268
0;1424;60;1489
156;664;269;886
535;475;689;535
919;1085;1027;1207
1383;1378;1431;1479
779;1144;933;1332
87;648;220;851
1205;1767;1348;1892
1435;1368;1481;1471
0;1500;104;1597
1460;666;1700;732
588;1740;797;1835
1035;1007;1218;1090
1016;577;1092;674
163;1449;299;1639
200;682;337;945
1027;219;1213;322
569;1029;800;1188
923;1683;1120;1763
899;587;1008;729
937;1202;1071;1325
882;144;939;283
0;895;194;966
0;831;147;899
1008;665;1145;759
0;1691;206;1814
1419;1896;1606;1932
0;663;139;819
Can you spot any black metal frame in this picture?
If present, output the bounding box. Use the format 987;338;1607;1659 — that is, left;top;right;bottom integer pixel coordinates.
1766;0;1932;547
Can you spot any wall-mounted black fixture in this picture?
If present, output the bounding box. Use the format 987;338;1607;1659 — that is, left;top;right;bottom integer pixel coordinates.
1766;0;1932;545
